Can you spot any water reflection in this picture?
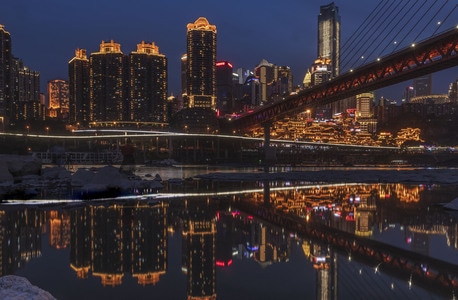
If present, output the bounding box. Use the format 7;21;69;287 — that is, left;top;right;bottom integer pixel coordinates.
0;182;456;299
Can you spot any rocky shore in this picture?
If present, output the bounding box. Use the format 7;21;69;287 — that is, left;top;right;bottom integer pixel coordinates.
0;276;56;300
0;154;163;201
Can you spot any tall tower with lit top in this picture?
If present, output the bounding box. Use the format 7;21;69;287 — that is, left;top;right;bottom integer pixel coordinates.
318;2;340;78
186;17;217;110
90;40;128;122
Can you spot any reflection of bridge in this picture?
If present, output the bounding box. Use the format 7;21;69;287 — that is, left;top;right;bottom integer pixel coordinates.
226;28;458;131
235;200;458;297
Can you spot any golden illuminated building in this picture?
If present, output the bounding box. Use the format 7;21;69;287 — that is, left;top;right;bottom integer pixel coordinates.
47;79;69;120
186;17;217;109
132;272;165;286
93;273;123;287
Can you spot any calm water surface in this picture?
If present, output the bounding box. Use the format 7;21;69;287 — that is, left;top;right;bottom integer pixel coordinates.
2;166;458;299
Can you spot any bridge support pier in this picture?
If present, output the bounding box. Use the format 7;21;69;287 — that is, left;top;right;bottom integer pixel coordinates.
263;123;276;172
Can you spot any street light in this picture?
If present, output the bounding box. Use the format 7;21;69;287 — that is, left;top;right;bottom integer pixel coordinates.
46;127;50;151
26;125;30;134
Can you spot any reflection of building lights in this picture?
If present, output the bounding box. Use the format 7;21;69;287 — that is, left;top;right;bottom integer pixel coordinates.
216;259;233;267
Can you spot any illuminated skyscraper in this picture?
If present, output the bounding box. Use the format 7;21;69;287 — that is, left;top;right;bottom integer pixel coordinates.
0;24;12;121
215;61;233;114
47;79;69;120
318;2;340;78
90;40;128;122
255;59;275;103
129;41;167;122
68;48;90;124
255;59;293;103
186;17;217;109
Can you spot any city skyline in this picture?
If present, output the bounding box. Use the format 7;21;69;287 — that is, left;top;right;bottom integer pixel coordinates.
1;0;457;101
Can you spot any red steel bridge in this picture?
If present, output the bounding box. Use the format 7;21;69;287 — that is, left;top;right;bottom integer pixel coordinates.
224;27;458;132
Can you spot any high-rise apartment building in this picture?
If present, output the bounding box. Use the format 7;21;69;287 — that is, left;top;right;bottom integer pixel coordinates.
186;17;217;109
11;58;41;121
47;79;69;120
0;24;12;121
318;2;340;78
69;48;90;124
90;40;128;122
129;41;167;122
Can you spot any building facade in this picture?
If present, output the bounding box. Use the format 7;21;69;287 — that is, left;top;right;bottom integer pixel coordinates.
186;17;217;110
89;40;128;122
318;2;340;78
129;41;167;122
68;48;90;125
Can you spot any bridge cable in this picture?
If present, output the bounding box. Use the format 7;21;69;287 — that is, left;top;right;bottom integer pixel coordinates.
340;258;403;299
344;0;426;67
339;0;394;59
412;0;450;42
340;0;398;71
359;0;416;66
391;0;439;53
339;0;386;53
431;3;457;36
374;0;427;60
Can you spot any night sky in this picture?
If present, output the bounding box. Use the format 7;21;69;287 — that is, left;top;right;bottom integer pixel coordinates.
1;0;457;101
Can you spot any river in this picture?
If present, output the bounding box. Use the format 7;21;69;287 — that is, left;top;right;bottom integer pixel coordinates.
1;165;457;299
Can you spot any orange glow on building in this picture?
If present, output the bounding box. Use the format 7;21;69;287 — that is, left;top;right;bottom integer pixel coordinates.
186;17;217;33
70;264;90;279
132;271;165;286
48;210;70;249
93;273;124;287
